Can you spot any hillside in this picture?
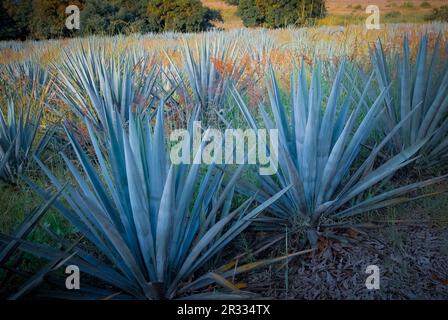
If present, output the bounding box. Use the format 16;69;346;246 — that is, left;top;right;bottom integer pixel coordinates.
202;0;447;29
202;0;243;29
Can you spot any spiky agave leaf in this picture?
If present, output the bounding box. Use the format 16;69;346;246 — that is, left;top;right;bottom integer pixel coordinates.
167;36;245;123
233;61;447;244
25;101;289;299
0;186;68;299
1;60;50;100
0;99;53;184
54;41;160;129
371;34;448;166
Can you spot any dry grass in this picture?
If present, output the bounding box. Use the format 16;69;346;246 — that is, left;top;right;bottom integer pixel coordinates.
202;0;243;29
200;0;448;29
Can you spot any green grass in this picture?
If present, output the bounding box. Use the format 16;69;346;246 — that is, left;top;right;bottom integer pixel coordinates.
0;180;73;236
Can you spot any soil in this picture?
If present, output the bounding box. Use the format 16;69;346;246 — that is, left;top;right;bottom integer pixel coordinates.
247;216;448;299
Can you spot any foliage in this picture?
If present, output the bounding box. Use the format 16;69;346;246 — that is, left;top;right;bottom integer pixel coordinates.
420;1;431;9
233;62;447;245
427;5;448;22
0;0;20;40
17;103;290;299
0;61;54;184
80;0;153;36
29;0;85;40
55;42;161;129
0;0;223;40
0;0;84;40
0;24;448;299
147;0;222;33
385;11;400;19
0;100;53;184
370;34;448;166
167;37;245;125
0;0;34;40
237;0;326;28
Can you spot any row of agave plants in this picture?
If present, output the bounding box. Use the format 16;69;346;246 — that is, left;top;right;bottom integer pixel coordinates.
0;33;448;299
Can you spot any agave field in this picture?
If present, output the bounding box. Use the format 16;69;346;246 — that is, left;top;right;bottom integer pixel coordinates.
1;23;448;300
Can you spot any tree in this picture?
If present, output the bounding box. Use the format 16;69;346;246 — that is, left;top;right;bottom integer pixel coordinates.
147;0;222;32
0;0;18;40
238;0;326;28
81;0;152;36
237;0;263;27
1;0;33;40
0;0;224;39
426;5;448;22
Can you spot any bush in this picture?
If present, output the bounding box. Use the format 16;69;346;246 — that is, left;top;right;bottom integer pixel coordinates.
0;0;223;39
427;5;448;22
147;0;222;32
225;0;239;5
385;11;401;19
0;0;33;40
420;1;431;8
238;0;326;28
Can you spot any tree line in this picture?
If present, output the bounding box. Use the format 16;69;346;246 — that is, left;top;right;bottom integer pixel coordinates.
231;0;326;28
0;0;327;40
0;0;222;40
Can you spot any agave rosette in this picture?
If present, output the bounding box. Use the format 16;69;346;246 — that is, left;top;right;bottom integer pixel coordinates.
234;61;447;244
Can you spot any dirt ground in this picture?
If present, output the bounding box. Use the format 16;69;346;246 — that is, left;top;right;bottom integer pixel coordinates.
247;212;448;299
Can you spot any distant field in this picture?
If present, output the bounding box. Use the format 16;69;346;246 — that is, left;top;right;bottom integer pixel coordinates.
202;0;243;29
202;0;447;29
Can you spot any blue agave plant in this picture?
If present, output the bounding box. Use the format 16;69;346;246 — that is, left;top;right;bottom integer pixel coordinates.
18;101;291;299
234;61;447;245
167;37;246;123
0;99;53;184
371;34;448;166
55;42;160;129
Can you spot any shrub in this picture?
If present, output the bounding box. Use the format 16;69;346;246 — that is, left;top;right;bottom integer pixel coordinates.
420;1;431;8
147;0;222;32
167;39;246;126
81;0;153;36
371;34;448;166
0;0;34;40
426;5;448;22
237;0;326;28
0;0;224;39
385;11;401;19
